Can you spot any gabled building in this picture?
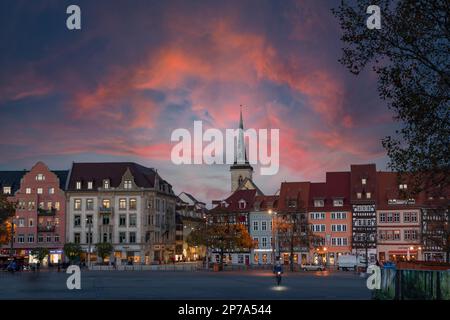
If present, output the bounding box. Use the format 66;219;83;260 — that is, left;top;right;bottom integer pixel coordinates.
65;162;177;265
350;164;377;263
175;192;208;262
0;162;68;265
308;172;352;266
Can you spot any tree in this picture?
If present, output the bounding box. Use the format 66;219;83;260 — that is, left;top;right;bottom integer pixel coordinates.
276;213;324;271
31;247;49;265
0;194;15;244
63;242;82;264
96;242;113;264
187;222;254;270
332;0;449;195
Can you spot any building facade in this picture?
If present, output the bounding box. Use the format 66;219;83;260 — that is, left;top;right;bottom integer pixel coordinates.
65;162;177;265
308;172;353;266
350;164;377;263
0;162;68;265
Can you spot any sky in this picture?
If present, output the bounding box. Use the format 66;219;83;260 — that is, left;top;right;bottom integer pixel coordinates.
0;0;397;203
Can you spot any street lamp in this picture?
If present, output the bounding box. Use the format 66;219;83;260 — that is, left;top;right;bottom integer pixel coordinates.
9;216;19;259
268;209;278;264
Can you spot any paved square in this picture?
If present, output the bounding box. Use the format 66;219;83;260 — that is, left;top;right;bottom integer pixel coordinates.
0;269;372;299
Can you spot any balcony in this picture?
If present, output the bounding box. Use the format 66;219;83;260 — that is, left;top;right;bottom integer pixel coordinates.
38;225;56;232
37;208;57;216
99;206;114;214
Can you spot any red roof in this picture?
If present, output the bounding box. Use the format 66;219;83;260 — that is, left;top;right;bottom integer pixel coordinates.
278;182;310;212
210;189;257;213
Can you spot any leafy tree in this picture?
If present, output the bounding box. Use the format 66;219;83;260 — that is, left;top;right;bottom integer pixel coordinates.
187;222;254;269
96;242;113;264
31;247;49;264
332;0;449;194
63;242;82;264
0;194;15;244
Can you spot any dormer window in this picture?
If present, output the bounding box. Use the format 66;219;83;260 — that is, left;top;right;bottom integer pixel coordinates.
36;174;45;181
356;192;362;199
361;178;367;185
239;199;246;209
103;179;110;189
366;192;371;199
333;199;343;207
87;181;93;190
124;180;132;189
3;186;11;195
288;200;297;208
314;199;324;207
399;184;407;190
76;181;82;190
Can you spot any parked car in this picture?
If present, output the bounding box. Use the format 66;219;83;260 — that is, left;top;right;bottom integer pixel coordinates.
301;264;326;271
337;254;366;271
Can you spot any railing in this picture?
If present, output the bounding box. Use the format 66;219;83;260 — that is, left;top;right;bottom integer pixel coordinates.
89;262;202;271
37;225;56;232
99;206;114;214
37;208;56;216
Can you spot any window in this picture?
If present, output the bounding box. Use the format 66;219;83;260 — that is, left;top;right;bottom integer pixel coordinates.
37;188;43;194
26;188;31;194
129;198;137;210
314;199;324;207
18;234;25;243
46;235;52;243
331;237;348;246
17;218;24;227
102;215;110;225
48;188;54;194
310;212;325;220
253;221;259;231
119;232;126;243
74;199;82;210
76;181;81;190
262;237;267;247
3;186;11;194
87;181;93;190
124;180;132;189
361;178;367;185
28;234;34;243
129;232;136;243
366;192;371;199
399;184;408;190
357;193;362;199
261;221;267;231
102;199;110;209
47;202;52;210
393;213;400;223
28;219;33;227
74;215;81;227
36;174;45;181
38;234;44;243
86;232;93;244
74;233;80;244
239;200;246;209
86;215;93;226
393;230;401;240
129;214;137;227
331;224;347;232
311;224;325;232
404;212;418;223
103;179;110;189
331;212;347;220
119;198;127;210
119;214;126;226
387;213;393;223
54;202;60;211
103;233;108;242
54;234;60;242
333;199;344;207
85;198;94;211
380;213;386;223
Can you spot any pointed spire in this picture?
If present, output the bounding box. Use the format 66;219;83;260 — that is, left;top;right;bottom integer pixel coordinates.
239;104;244;130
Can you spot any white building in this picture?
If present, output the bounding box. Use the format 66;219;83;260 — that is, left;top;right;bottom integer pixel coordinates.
65;162;177;265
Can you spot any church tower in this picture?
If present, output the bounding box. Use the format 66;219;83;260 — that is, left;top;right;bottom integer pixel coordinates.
230;106;253;191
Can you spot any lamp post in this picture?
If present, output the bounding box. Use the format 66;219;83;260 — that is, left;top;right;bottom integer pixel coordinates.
268;209;278;264
9;217;17;259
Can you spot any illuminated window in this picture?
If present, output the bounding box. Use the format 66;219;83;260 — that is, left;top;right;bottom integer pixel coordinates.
356;193;362;199
102;199;110;209
26;188;31;194
119;199;127;210
366;192;371;199
103;179;110;189
333;199;344;207
74;199;82;210
124;180;132;189
86;199;94;210
76;181;81;190
36;174;45;181
87;181;93;190
48;188;54;194
129;198;137;210
3;186;11;194
37;188;43;194
314;199;324;207
361;178;367;185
